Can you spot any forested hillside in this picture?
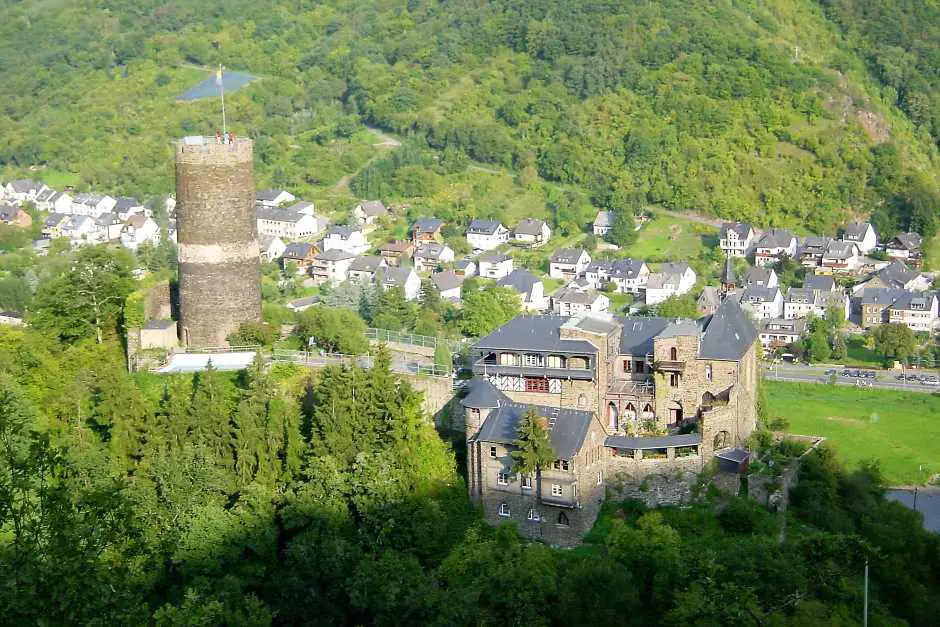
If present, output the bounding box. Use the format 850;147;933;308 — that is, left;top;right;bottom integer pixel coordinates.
0;0;937;239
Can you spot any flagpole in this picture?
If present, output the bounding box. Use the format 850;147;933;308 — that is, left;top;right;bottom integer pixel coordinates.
218;63;226;138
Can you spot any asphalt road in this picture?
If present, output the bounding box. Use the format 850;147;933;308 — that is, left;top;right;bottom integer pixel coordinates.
762;362;939;394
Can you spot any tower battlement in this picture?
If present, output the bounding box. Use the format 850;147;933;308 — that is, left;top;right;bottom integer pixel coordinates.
175;136;253;164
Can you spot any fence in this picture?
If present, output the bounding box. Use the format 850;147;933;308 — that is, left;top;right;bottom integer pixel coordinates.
271;348;451;378
366;327;467;352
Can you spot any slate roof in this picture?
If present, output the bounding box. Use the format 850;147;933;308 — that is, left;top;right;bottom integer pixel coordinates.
432;270;464;293
720;222;753;239
473;397;594;460
605;433;702;450
288;296;321;309
415;241;449;260
73;192;107;206
35;189;56;202
497;269;541;297
514;218;547;236
824;240;857;260
325;225;359;239
380;240;413;253
551;248;587;264
743;267;773;286
256;189;290;202
379;266;416;287
658;320;702;340
740;285;780;304
315;249;355;262
454;259;475;271
658;262;691;275
474;316;598;354
860;287;907;306
890;232;923;251
760;317;806;335
411;217;443;234
803;273;835;292
257;206;306;223
259;234;283;250
842;222;873;242
610;258;647;279
467;219;504;235
889;291;936;312
357;200;387;217
593;210;614;227
9;179;41;193
757;228;795;249
479;251;511;264
553;287;602;305
283;242;315;259
646;272;680;290
460;377;505;409
125;214;150;229
287;201;316;213
785;287;817;305
800;235;831;253
44;213;68;227
872;261;920;288
114;197;141;212
722;257;737;285
699;296;758;360
349;255;384;272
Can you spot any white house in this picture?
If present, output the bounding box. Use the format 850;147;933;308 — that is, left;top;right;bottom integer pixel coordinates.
512;219;551;247
821;240;860;272
888;292;938;332
477;252;514;279
497;269;546;311
62;215;98;241
742;266;778;289
71;193;116;218
454;259;476;277
42;213;70;239
740;285;784;319
840;222;878;254
120;215;160;251
885;232;923;262
466;219;509;251
256;189;295;207
259;234;287;261
322;225;370;255
414;241;455;273
351;200;388;227
609;258;650;294
257;206;322;240
552;287;609;316
3;179;47;205
378;266;421;301
348;255;388;282
95;213;124;242
549;248;591;280
310;249;356;286
759;318;807;350
853;260;932;294
592;211;613;236
39;191;73;214
644;263;697;305
783;287;849;321
114;197;149;221
432;270;464;302
719;222;756;258
754;229;797;267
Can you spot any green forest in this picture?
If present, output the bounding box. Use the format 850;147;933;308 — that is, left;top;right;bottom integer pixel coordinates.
0;245;938;624
0;0;938;243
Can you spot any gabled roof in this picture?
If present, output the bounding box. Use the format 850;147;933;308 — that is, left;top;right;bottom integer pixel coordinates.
860;287;907;307
315;248;355;262
460;377;505;409
257;206;307;223
610;258;647;279
380;240;413;253
467;219;504;235
842;222;873;242
658;262;692;275
472;394;594;460
44;213;69;227
803;273;835;292
287;201;316;213
283;242;316;259
497;268;541;297
800;235;831;253
553;287;603;305
411;217;444;234
114;197;142;212
872;261;920;289
756;228;796;249
740;285;780;304
514;218;547;236
722;257;737;285
415;241;450;260
593;210;614;227
259;234;284;249
356;200;387;217
349;255;384;272
432;270;464;293
256;189;291;202
785;287;817;305
551;248;588;264
699;296;758;360
125;214;150;229
0;205;21;221
823;240;857;259
889;232;923;251
720;222;753;239
454;258;475;271
35;189;56;202
9;179;42;193
890;291;937;312
474;315;598;354
760;317;807;335
743;266;773;286
478;251;512;264
325;225;360;239
379;265;416;287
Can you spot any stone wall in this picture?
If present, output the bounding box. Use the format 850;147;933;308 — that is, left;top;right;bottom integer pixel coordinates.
405;374;454;422
606;471;700;508
143;281;172;320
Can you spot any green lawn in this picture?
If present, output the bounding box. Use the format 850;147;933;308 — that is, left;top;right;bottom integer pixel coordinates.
924;234;940;271
764;381;940;485
622;213;717;261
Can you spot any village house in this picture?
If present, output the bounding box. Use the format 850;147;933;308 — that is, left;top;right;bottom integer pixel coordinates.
512;218;552;247
257;206;322;240
454;258;477;277
3;179;47;204
467;219;509;251
585;258;650;294
719;222;755;258
552;288;609;316
803;273;836;292
70;193;116;218
413;241;455;273
432;270;464;302
497;269;547;312
120;215;160;251
887;292;939;332
287;296;321;313
754;229;797;267
42;213;70;239
840;222;878;254
645;263;696;305
0;204;32;228
742;267;778;289
37;190;72;214
885;232;923;263
739;285;784;319
478;252;514;279
255;189;295;207
0;311;25;327
783;287;849;321
464;297;758;545
410;217;444;242
310;249;356;286
759;318;806;350
281;242;319;275
377;266;421;300
96;213;124;242
798;236;831;268
549;248;592;280
697;287;721;315
592;210;613;236
62;215;98;242
347;255;387;283
322;225;370;255
259;234;287;262
821;240;860;272
379;240;415;267
113;197;149;220
853;261;930;294
351;200;388;227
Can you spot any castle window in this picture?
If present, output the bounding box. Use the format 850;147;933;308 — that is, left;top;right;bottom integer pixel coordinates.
521;475;532;489
527;509;540;522
643;403;653;414
525;377;548;393
670;347;678;361
498;503;510;517
623;359;630;373
489;446;497;458
561;460;569;471
705;364;713;381
551;484;563;497
596;471;604;485
557;512;570;527
669;373;680;387
497;472;509;485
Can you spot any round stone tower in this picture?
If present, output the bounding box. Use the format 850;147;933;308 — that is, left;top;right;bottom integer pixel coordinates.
174;136;261;347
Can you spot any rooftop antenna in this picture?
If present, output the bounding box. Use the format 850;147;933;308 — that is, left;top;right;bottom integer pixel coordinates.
216;64;226;137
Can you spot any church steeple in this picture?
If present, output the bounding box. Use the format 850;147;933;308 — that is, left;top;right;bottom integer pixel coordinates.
720;256;736;297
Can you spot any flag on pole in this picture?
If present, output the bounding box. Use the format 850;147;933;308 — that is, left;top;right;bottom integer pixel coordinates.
215;65;224;87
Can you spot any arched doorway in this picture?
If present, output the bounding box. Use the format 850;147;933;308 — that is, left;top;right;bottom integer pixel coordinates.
713;430;730;449
607;402;619;431
668;401;683;426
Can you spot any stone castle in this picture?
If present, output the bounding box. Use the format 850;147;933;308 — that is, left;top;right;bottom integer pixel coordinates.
461;296;759;546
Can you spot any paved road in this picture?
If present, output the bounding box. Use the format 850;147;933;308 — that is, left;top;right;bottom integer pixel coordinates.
762;362;939;393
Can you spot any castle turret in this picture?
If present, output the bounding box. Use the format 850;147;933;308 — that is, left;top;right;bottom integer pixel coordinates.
174;136;262;347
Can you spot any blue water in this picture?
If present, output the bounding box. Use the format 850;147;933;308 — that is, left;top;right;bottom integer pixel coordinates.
177;71;257;101
886;489;940;533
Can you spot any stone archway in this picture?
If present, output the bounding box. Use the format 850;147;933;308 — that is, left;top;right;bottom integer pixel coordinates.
713;430;731;449
607;402;619;431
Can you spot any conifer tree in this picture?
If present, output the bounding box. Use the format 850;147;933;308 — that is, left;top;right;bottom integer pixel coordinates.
511;408;556;506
